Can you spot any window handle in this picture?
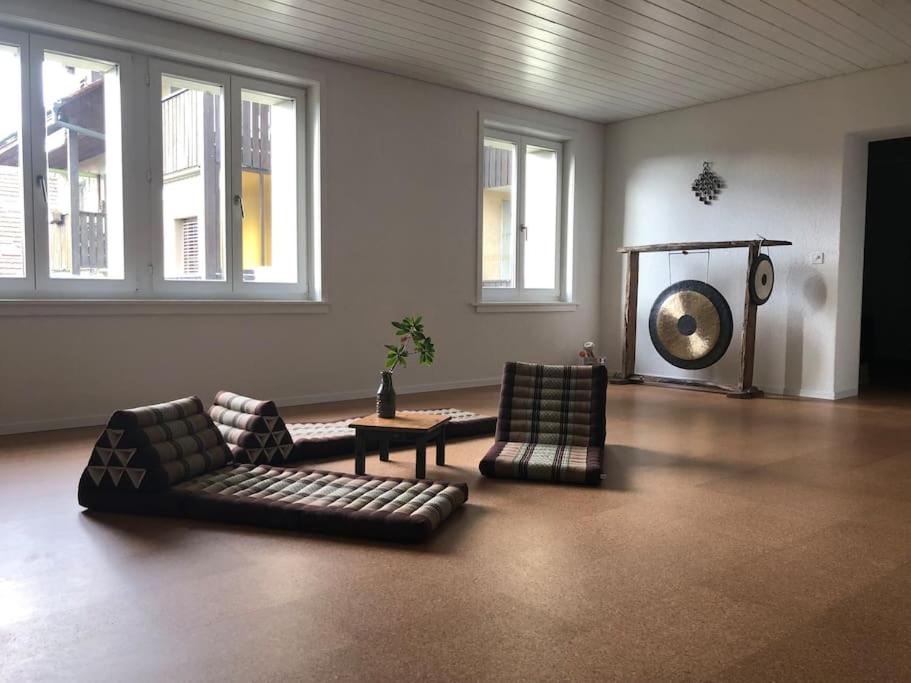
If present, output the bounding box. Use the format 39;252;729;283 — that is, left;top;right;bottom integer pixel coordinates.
233;193;245;219
37;174;48;204
520;223;527;240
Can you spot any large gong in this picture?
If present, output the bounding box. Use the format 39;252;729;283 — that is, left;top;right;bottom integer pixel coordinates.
649;280;733;370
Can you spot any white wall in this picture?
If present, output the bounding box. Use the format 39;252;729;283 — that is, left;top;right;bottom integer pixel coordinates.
601;61;911;399
0;0;604;434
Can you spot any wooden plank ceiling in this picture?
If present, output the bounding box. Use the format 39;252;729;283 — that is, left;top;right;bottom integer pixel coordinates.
96;0;911;122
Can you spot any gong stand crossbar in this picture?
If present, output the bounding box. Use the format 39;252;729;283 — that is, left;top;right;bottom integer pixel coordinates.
615;239;792;399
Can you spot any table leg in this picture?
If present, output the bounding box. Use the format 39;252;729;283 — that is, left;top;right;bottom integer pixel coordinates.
355;431;367;475
379;436;390;462
435;426;446;466
415;437;426;480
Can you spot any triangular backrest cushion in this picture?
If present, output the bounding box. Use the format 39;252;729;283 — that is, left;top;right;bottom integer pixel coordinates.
208;391;294;465
79;395;230;494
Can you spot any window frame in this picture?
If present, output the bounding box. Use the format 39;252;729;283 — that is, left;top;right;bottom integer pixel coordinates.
0;28;33;296
28;34;135;298
0;24;320;303
229;75;308;298
149;59;232;298
478;123;567;304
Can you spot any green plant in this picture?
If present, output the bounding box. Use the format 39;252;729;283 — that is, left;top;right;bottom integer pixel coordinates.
384;315;435;371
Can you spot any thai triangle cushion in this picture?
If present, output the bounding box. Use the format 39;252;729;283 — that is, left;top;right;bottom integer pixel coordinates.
79;395;230;494
208;391;295;466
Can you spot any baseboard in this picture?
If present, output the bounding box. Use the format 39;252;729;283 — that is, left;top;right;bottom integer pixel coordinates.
608;380;851;402
270;376;502;411
764;386;856;401
0;412;115;436
0;376;501;436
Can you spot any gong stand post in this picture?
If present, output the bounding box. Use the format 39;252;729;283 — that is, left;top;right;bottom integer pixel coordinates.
614;239;792;398
730;242;763;399
619;251;639;382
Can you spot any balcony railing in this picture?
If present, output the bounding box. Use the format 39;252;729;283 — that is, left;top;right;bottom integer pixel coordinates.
50;210;107;274
162;89;272;175
76;211;107;272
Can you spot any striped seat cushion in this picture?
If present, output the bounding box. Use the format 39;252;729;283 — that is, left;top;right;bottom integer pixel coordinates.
479;441;603;485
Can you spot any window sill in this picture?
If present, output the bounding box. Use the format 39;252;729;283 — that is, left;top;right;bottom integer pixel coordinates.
0;299;330;317
473;301;578;313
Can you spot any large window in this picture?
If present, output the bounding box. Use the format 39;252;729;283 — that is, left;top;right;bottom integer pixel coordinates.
0;36;26;282
159;71;226;283
150;62;308;297
41;50;123;281
480;126;565;302
0;30;315;300
234;82;303;287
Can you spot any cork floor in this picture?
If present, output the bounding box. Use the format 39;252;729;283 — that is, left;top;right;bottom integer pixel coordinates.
2;384;911;681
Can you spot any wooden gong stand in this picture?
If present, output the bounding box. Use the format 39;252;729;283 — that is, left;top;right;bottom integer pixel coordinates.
615;239;792;399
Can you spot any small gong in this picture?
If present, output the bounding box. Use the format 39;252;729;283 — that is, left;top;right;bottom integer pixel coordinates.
749;254;775;306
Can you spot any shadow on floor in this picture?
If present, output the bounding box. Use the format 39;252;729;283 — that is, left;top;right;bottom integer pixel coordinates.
605;444;755;491
79;503;485;555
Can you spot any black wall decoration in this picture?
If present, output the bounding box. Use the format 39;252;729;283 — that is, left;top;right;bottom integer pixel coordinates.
692;161;724;204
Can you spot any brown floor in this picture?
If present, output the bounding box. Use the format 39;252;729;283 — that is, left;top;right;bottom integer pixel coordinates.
1;385;911;682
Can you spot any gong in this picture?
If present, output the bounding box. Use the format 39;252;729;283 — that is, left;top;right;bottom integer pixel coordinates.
749;254;775;306
649;280;733;370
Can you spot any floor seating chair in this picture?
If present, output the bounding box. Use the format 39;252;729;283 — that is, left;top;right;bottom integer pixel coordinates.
78;396;468;542
478;362;607;485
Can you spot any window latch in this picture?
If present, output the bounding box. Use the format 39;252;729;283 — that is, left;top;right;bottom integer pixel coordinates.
233;193;245;219
520;224;528;240
37;174;48;204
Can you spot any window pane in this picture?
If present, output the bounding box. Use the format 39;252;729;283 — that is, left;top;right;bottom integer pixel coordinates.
523;144;558;289
481;137;516;289
0;44;25;279
240;89;297;284
43;51;123;279
161;74;225;281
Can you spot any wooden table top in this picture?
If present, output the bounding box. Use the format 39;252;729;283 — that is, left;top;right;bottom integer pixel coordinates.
348;413;451;432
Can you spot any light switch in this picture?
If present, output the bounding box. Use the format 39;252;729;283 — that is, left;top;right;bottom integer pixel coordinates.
809;252;825;265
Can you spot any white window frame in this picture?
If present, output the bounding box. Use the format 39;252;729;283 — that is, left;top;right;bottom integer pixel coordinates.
0;24;319;303
229;76;308;298
0;27;33;296
28;35;135;298
149;59;232;298
478;122;568;304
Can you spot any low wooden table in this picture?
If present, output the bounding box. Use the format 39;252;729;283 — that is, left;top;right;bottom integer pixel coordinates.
348;413;451;480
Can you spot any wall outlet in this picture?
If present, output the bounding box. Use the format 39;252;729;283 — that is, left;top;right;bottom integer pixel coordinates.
809;251;825;265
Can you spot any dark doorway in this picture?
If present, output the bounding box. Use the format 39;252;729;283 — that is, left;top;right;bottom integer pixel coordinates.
860;137;911;389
